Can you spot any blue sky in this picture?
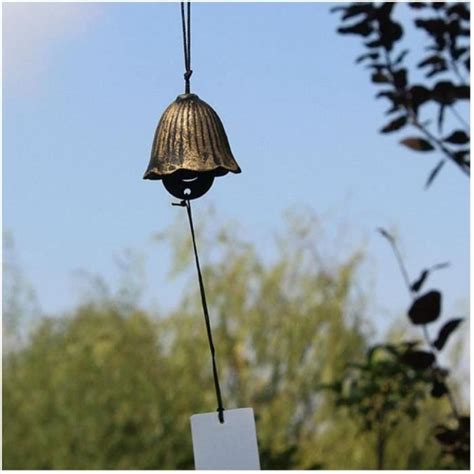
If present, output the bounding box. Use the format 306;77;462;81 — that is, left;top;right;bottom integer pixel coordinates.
3;2;469;351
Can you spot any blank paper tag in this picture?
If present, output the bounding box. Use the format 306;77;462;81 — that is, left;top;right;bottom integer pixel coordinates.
190;407;260;470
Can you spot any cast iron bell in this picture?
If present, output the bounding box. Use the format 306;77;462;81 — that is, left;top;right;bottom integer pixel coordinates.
144;93;241;200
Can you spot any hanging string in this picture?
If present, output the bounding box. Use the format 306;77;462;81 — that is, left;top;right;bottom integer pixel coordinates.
181;2;192;94
173;199;225;423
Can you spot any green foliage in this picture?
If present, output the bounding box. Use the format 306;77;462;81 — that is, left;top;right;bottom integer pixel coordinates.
3;307;191;469
2;213;463;469
323;342;452;468
339;228;470;469
3;232;40;352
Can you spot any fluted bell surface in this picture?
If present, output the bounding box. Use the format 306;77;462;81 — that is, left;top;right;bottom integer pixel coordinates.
143;93;241;180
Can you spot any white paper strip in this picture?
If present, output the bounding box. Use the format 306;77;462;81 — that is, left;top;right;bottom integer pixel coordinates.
190;407;260;470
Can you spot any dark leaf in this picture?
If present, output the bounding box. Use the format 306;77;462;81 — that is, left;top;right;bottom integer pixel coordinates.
425;160;446;188
443;130;470;144
408;290;442;325
433;82;454;104
338;20;374;37
418;54;445;68
400;137;435;151
453;149;470;166
411;262;449;289
381;115;407;133
426;63;448;79
394;49;409;64
378;2;395;17
432;81;467;105
435;426;459;446
400;350;435;370
409;85;431;110
433;318;463;350
452;46;468;60
431;380;448;398
385;103;400;115
437;104;446;133
465;57;470;71
432;2;446;10
376;90;395;100
365;38;382;48
451;447;470;465
372;71;390;84
393;69;407;88
415;18;447;36
447;3;470;20
455;85;470;99
447;17;460;35
435;36;446;51
377;90;403;115
428;65;449;78
458;416;470;433
411;270;429;292
408;2;426;9
379;20;403;51
342;3;374;21
356;52;379;64
371;71;390;83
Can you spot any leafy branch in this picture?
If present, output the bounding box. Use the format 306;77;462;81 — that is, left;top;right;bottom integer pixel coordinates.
322;226;469;469
332;2;470;187
378;227;469;468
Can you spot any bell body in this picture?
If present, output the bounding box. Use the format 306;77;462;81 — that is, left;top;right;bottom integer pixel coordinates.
144;93;241;200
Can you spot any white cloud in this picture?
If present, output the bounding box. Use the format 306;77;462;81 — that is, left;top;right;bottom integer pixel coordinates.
3;2;102;97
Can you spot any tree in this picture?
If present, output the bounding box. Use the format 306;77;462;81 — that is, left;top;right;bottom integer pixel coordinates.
2;211;465;469
332;2;470;188
378;228;469;468
324;228;469;469
3;232;40;353
323;342;452;469
2;211;367;469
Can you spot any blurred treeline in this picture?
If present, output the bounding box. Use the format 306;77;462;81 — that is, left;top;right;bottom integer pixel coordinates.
2;211;465;469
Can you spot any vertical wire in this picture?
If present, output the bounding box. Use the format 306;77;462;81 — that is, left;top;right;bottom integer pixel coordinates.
181;2;192;94
182;199;225;423
187;2;191;73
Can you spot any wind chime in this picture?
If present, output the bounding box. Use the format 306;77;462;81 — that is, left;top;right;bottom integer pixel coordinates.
143;2;259;469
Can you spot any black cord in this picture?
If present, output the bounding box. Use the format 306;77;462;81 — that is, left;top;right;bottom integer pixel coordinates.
173;199;225;423
181;2;192;94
